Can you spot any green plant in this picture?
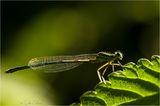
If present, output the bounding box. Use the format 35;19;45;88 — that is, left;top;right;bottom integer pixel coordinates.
71;55;160;106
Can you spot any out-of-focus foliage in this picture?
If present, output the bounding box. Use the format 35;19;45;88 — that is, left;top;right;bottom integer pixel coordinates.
1;1;159;105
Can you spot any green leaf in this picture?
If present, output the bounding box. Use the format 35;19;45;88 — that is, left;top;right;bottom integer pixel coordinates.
71;55;160;106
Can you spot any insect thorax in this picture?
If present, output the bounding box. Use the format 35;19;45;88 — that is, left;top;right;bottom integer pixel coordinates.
96;51;123;63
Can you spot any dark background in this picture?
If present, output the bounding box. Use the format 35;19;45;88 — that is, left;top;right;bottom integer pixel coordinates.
1;1;159;105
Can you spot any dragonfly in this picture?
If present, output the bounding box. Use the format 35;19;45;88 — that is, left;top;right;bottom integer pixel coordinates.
5;51;123;83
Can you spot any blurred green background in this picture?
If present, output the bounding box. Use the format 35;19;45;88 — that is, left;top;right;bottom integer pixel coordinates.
1;1;159;105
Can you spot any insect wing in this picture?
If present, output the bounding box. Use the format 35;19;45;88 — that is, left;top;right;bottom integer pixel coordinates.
38;62;82;73
28;54;97;73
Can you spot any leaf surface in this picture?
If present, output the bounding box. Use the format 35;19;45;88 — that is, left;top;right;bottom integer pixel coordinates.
71;55;160;106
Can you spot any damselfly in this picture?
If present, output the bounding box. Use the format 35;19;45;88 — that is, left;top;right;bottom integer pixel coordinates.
5;51;123;83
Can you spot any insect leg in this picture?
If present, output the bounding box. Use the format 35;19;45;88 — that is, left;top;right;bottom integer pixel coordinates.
97;62;109;83
112;64;115;72
111;63;121;66
111;61;124;71
102;65;109;75
101;65;109;84
97;69;103;83
117;60;123;67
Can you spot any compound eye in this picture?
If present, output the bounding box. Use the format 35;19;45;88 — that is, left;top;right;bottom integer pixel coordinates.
115;51;120;55
115;51;123;60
